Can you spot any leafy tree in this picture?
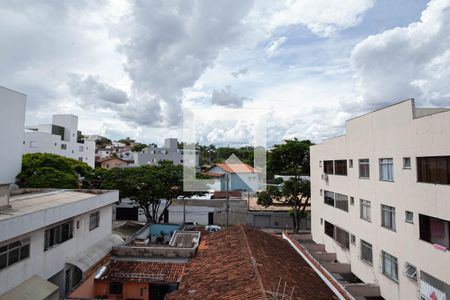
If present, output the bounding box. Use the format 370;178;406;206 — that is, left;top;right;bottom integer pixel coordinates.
17;153;93;188
101;161;205;223
258;139;313;233
131;143;147;152
118;137;135;146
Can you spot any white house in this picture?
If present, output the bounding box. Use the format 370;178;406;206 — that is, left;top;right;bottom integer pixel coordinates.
205;163;261;192
23;114;96;168
311;99;450;300
0;189;120;299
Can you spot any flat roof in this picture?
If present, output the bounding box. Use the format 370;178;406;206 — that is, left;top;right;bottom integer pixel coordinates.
0;190;108;221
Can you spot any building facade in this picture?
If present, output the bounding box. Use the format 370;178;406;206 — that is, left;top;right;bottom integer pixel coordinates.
133;138;199;169
23;114;96;167
311;100;450;300
0;189;119;298
0;86;26;209
205;163;261;192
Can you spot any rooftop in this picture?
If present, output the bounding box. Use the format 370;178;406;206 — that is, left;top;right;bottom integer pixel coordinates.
96;260;186;283
207;163;256;174
166;225;338;300
0;189;111;222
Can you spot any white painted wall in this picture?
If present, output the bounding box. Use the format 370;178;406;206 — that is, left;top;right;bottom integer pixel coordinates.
311;100;450;300
0;87;26;185
23;114;95;167
0;192;117;295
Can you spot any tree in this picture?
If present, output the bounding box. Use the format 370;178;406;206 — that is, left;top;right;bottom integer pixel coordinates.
131;143;147;152
16;153;93;188
101;161;205;223
258;139;313;233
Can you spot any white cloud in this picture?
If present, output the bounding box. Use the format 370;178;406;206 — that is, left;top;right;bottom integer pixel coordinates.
116;0;255;127
351;0;450;108
266;36;287;58
269;0;375;37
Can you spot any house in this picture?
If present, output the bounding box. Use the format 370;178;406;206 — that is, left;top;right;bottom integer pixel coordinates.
205;162;261;192
23;114;96;167
166;225;345;299
68;223;201;300
98;156;130;169
311;99;450;300
133;138;199;169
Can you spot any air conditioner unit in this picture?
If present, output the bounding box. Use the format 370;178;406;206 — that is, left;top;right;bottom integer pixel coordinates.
321;173;328;180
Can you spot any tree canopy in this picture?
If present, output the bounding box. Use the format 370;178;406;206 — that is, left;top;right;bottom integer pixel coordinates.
131;143;147;152
16;153;93;189
258;138;313;233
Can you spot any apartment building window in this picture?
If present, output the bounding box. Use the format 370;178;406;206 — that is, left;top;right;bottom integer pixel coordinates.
417;156;450;185
335;193;349;212
78;157;83;162
419;214;450;249
380;158;394;181
403;157;411;169
360;199;371;222
405;211;414;224
89;212;100;231
324;191;334;206
334;160;348;175
29;141;38;148
0;237;30;270
349;159;353;168
359;159;370;179
79;146;83;152
381;205;396;231
335;226;350;248
44;220;73;250
61;144;67;150
324;221;334;238
350;234;356;244
360;240;373;265
382;251;398;281
324;160;334;174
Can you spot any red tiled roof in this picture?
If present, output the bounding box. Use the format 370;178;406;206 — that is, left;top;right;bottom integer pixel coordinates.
98;260;185;283
166;225;338;300
207;163;255;174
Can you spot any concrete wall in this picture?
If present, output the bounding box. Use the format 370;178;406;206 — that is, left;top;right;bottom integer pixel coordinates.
0;87;26;185
311;100;450;300
0;203;114;295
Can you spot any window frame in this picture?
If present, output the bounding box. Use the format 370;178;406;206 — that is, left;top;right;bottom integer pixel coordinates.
324;160;334;174
44;220;73;251
403;157;411;169
360;199;371;222
382;251;399;282
359;159;370;179
379;158;394;182
381;205;396;231
360;240;373;265
0;237;31;270
334;160;348;176
89;211;100;231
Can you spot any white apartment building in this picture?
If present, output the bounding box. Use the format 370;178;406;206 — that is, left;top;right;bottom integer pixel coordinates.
134;138;199;169
0;86;26;209
311;99;450;300
23;114;96;168
0;189;120;299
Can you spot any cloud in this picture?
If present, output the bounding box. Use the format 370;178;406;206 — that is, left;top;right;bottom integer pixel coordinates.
231;67;249;78
270;0;375;37
116;0;255;126
351;0;450;108
210;86;249;108
266;37;287;58
68;74;128;107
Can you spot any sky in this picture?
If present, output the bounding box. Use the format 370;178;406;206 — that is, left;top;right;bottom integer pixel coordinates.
1;0;449;147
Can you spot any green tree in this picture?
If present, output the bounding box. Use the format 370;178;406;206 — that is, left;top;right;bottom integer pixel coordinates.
131;143;147;152
258;139;313;233
101;161;205;223
17;153;93;188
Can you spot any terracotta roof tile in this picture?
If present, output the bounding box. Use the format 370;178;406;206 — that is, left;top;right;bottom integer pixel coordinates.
207;163;256;174
166;225;338;300
98;260;185;283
